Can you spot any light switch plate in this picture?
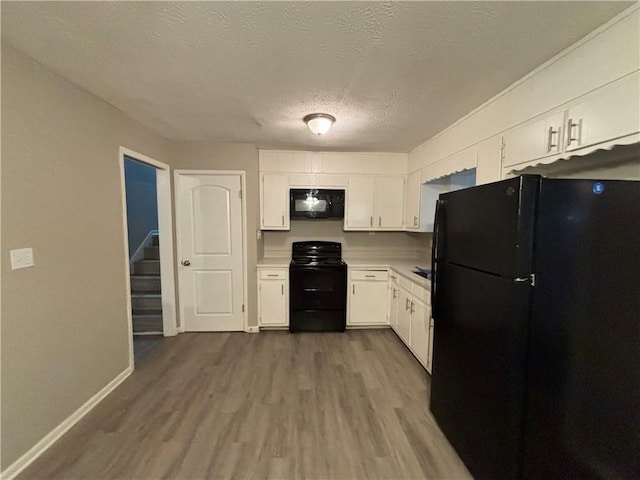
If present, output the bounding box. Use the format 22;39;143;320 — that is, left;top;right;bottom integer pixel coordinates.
10;248;34;270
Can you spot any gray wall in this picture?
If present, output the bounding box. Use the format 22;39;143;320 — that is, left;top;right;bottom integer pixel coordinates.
124;157;158;257
168;141;263;328
1;45;171;470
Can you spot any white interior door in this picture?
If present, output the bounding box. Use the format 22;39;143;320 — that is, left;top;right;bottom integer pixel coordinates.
177;173;244;331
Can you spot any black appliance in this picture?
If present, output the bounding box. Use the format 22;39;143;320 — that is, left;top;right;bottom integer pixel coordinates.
289;241;347;332
430;175;639;480
290;189;345;219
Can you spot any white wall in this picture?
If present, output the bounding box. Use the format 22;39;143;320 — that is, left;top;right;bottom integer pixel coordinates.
264;220;430;260
1;44;171;471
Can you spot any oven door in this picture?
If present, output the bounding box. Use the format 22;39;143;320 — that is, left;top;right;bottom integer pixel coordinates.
290;266;347;310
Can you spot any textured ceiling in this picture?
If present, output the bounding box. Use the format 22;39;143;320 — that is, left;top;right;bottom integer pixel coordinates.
1;1;634;152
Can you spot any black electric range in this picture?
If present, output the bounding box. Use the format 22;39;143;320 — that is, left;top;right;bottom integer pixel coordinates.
289;241;347;332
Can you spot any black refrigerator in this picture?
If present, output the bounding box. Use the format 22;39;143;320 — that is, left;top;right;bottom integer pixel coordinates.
429;175;639;480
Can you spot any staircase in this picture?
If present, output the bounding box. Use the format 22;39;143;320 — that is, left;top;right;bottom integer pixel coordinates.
131;234;162;334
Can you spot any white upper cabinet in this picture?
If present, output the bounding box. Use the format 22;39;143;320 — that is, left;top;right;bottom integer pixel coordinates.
504;71;640;171
345;175;404;230
476;136;503;185
345;176;375;228
374;176;405;229
404;170;422;230
503;110;567;168
564;72;640;153
261;173;289;230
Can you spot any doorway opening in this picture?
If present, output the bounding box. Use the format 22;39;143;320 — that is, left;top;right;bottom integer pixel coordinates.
119;148;177;369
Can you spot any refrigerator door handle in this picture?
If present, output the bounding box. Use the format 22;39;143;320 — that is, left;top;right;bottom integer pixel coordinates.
514;274;535;286
431;199;443;318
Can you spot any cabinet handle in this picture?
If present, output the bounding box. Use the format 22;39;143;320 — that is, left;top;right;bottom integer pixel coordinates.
370;216;373;227
365;274;375;278
405;298;411;310
547;126;559;152
390;275;397;280
410;301;415;314
281;215;285;226
267;274;278;277
353;284;355;295
392;288;397;299
378;216;382;227
566;118;583;147
281;284;284;295
413;216;418;227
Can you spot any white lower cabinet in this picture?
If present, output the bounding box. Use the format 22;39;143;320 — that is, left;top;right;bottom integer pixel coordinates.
389;269;434;373
348;269;389;325
258;268;288;327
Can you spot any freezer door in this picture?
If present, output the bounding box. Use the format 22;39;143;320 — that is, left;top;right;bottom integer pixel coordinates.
436;175;539;277
430;263;532;479
523;178;640;480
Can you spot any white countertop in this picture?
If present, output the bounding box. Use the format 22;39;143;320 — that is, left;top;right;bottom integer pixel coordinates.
257;257;290;267
258;256;431;287
344;257;431;288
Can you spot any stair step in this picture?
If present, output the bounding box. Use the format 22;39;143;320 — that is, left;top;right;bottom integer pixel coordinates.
134;259;160;275
143;246;160;260
131;294;162;311
151;235;159;246
130;275;161;293
133;313;163;333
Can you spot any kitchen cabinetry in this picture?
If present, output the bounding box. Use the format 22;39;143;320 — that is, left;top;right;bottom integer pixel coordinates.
476;136;504;185
564;71;639;153
503;72;640;170
348;269;389;325
261;174;289;230
389;269;434;373
345;176;404;230
404;170;422;230
258;268;288;327
388;272;400;331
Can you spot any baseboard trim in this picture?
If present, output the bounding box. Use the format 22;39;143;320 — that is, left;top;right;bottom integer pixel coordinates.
245;325;260;333
1;367;132;480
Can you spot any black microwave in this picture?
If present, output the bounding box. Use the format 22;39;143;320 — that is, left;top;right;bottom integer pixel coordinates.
290;189;345;219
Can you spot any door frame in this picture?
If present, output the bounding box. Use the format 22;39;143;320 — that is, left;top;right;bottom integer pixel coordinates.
119;147;178;370
174;170;249;332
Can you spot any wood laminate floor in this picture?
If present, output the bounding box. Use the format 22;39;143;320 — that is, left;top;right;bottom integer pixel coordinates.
19;329;471;480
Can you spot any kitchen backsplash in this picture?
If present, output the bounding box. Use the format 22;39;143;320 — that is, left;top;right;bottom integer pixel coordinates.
263;219;431;260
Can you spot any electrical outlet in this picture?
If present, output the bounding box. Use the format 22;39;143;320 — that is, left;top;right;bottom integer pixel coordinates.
10;248;35;270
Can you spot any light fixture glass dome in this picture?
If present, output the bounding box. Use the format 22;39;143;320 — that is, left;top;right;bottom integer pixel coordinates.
304;113;335;135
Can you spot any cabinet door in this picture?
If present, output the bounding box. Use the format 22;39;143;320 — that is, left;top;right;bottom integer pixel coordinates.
375;176;405;229
345;176;375;229
388;279;400;332
476;136;503;185
261;174;289;230
503;110;566;168
397;288;412;344
565;72;640;152
404;171;422;230
410;299;430;369
259;280;287;326
348;280;388;325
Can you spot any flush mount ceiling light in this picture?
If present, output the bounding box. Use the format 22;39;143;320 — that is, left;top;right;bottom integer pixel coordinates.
304;113;336;136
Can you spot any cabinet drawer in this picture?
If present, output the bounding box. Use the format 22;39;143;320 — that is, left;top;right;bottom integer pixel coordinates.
350;270;388;281
412;283;430;305
259;269;287;280
398;275;413;292
289;174;316;186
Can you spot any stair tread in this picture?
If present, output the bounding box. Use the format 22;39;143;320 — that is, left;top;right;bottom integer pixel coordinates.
130;274;161;278
131;293;162;298
135;259;160;264
132;310;163;316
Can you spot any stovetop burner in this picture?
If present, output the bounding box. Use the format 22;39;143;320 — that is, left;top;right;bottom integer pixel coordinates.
291;257;346;266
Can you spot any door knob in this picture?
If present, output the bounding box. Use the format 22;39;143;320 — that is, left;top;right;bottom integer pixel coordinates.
182;260;191;266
